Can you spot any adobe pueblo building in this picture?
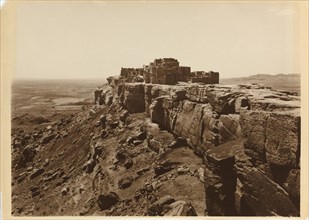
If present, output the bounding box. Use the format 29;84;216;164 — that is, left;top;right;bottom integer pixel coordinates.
108;58;219;85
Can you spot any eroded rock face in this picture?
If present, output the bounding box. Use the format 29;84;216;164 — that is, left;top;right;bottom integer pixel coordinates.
265;113;300;167
149;97;165;128
94;89;103;104
236;163;299;216
96;81;300;217
240;110;300;168
218;114;242;144
122;84;145;113
283;169;300;206
239;111;267;161
174;101;204;146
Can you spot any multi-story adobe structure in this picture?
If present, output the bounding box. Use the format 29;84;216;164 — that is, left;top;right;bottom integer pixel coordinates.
114;58;219;85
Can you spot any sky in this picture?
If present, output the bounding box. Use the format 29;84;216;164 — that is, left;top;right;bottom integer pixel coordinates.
12;1;301;79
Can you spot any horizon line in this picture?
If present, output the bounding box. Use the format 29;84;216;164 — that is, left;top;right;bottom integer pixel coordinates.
12;72;301;81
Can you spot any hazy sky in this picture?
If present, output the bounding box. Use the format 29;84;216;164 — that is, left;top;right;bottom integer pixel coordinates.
14;1;300;79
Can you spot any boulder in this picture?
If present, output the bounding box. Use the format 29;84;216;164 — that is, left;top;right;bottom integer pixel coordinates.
12;138;21;149
136;131;147;140
132;140;143;146
147;131;174;154
154;160;175;176
126;136;136;145
118;177;133;189
18;145;37;167
124;158;133;169
119;110;129;122
116;150;128;162
100;130;108;139
176;165;189;175
100;115;107;123
92;144;103;159
148;196;197;216
61;187;70;196
148;138;162;153
30;186;40;197
83;159;96;174
30;168;45;179
89;109;96;116
147;195;175;216
169;136;188;149
17;172;27;183
136;167;150;176
95;121;101;127
97;192;120;210
197;167;204;183
109;121;119;129
165;201;198;216
40;134;56;144
46;125;53;131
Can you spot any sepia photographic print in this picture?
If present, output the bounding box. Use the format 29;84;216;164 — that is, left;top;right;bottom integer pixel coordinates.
1;0;308;219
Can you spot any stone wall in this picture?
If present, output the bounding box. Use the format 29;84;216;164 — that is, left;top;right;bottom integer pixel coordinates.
150;66;178;85
153;58;180;68
177;66;191;82
120;68;145;83
190;71;219;84
146;59;180;85
120;68;144;77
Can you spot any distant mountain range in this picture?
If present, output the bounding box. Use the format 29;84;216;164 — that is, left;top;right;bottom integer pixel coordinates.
221;73;301;94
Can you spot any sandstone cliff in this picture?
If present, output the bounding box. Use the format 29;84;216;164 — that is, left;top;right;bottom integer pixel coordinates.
96;80;300;216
